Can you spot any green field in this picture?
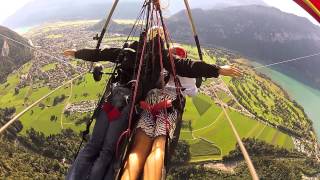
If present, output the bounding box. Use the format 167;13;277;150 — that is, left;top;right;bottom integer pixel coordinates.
225;62;313;140
41;63;57;71
181;94;294;161
0;65;110;135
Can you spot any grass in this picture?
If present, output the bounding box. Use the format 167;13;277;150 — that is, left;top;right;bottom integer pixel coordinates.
18;83;86;135
228;69;311;137
0;71;98;135
192;95;212;116
70;73;108;103
189;139;221;157
41;63;57;71
181;93;295;160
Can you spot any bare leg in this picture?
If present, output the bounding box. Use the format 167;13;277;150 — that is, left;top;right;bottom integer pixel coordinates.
121;129;153;180
143;136;166;180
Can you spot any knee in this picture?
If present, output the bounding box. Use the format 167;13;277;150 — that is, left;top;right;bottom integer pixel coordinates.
128;152;140;165
146;146;165;164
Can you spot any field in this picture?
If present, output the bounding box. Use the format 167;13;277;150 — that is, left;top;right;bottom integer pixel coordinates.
180;94;294;161
226;59;313;140
0;63;109;135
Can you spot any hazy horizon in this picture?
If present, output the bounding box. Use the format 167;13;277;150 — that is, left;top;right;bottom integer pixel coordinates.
0;0;318;26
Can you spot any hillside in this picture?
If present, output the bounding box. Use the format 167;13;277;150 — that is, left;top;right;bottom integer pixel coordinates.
0;26;33;83
167;5;320;90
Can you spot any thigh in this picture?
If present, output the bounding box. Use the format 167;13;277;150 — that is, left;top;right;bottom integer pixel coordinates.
121;129;154;180
101;105;130;150
76;110;109;161
131;129;153;155
89;110;109;147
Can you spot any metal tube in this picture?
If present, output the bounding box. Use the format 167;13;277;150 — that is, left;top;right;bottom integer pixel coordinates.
183;0;203;87
183;0;203;60
96;0;120;49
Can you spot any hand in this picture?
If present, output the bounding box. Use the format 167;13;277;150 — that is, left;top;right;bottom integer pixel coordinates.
218;65;242;77
63;49;76;57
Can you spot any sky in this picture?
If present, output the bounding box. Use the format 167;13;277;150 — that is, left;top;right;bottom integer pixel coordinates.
0;0;318;25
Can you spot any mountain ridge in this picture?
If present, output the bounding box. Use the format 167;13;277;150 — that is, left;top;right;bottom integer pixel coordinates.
0;26;33;83
166;5;320;89
3;0;267;29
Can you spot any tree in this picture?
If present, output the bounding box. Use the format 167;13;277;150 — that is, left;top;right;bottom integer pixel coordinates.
14;87;19;95
50;115;57;122
170;140;191;165
53;94;66;106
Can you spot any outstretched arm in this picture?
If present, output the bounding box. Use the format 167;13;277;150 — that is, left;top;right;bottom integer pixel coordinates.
164;57;241;78
64;48;122;62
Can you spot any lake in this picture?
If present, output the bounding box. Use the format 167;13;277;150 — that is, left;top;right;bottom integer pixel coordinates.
14;26;36;35
257;67;320;141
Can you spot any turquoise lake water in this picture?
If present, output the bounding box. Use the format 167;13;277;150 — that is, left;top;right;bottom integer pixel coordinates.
257;67;320;140
14;26;35;35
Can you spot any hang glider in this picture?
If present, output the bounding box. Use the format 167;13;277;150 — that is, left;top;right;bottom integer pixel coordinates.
294;0;320;23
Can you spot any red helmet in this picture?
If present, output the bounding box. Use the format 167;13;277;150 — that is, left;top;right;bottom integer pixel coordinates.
169;46;187;59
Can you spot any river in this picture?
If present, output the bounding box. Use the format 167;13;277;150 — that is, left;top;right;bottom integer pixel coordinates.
257;67;320;140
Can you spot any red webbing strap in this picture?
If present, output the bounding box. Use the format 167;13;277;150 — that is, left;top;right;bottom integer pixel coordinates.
126;2;151;137
140;100;172;116
102;102;121;122
116;2;152;159
157;10;184;110
155;8;165;88
116;31;148;159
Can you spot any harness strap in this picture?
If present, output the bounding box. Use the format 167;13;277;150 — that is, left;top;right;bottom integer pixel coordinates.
102;102;121;122
139;100;172;117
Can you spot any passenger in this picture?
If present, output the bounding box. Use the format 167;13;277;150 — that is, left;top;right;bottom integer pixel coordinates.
120;45;241;180
64;26;241;180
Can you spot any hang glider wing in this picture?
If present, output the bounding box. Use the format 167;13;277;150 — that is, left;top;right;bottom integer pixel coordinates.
294;0;320;23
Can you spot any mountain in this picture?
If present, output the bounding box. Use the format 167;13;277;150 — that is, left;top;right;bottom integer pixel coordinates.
3;0;142;29
3;0;267;29
0;26;33;83
167;0;266;13
167;5;320;89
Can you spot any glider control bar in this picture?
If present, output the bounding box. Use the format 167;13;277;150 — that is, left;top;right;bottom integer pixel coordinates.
183;0;203;61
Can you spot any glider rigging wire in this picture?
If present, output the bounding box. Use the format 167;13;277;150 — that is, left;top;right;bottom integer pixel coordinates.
0;33;89;134
181;0;259;178
0;33;87;72
211;87;259;180
90;0;120;71
253;52;320;70
0;73;85;134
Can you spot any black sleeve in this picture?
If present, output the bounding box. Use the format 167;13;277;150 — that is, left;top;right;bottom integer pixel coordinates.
164;57;221;78
74;48;121;62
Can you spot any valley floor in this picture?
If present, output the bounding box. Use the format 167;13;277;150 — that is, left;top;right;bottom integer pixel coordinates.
0;21;319;179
